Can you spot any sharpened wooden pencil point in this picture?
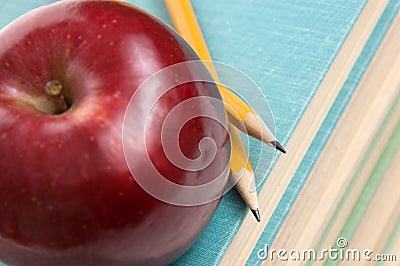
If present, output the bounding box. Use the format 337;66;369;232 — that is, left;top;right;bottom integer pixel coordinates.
270;140;286;154
230;126;259;218
251;209;261;222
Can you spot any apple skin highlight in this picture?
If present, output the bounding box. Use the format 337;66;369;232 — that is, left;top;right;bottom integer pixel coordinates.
0;1;230;265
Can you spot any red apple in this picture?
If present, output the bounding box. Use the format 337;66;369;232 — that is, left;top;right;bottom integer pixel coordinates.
0;1;230;265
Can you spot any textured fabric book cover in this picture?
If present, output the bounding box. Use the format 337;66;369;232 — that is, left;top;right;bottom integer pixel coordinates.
0;1;398;265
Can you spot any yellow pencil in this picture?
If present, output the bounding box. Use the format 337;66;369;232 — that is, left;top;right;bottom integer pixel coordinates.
229;124;260;221
165;0;261;221
164;0;286;154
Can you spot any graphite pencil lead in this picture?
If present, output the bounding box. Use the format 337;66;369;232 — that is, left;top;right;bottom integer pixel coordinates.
270;140;286;154
251;208;261;222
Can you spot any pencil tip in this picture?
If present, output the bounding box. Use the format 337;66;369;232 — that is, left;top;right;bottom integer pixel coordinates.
270;140;286;154
251;208;261;222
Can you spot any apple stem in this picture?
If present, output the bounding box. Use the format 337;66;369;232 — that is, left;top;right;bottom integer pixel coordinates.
45;80;69;114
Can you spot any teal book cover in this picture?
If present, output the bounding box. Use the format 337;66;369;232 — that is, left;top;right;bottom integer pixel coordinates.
0;1;398;265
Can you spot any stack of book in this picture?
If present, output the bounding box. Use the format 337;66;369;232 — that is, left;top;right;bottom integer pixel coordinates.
1;1;398;265
154;0;398;264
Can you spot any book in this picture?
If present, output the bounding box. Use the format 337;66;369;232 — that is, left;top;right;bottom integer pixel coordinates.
267;11;400;264
218;1;400;264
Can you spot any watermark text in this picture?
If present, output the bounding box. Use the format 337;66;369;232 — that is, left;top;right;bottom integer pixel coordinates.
257;238;397;262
